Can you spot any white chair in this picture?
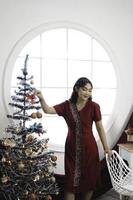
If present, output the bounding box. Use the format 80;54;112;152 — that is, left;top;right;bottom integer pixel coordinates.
106;150;133;198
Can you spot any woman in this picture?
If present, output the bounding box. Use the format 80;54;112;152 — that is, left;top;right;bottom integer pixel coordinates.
35;77;111;200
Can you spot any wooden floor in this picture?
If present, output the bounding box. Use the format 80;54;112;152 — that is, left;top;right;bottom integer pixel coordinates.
95;188;119;199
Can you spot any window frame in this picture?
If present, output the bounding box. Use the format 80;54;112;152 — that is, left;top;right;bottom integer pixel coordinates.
3;22;118;155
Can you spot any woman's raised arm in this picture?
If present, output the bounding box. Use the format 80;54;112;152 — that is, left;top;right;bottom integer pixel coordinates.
35;90;57;114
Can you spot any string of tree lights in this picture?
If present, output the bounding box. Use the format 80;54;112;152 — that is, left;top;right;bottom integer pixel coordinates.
0;55;59;200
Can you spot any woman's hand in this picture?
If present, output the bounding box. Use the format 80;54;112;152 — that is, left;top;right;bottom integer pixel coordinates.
34;89;56;114
104;149;112;159
35;89;43;101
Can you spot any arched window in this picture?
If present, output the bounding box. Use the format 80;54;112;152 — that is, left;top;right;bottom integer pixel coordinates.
11;28;117;151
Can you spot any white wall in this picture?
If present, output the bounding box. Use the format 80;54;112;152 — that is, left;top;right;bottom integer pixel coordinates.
0;0;133;174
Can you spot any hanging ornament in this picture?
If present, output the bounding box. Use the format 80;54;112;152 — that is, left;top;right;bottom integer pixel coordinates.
30;151;37;157
25;148;33;157
18;161;25;171
26;134;34;142
36;111;42;119
1;157;6;162
1;175;10;183
56;191;59;195
25;190;29;195
31;112;37;119
29;160;33;165
50;176;56;183
51;155;57;162
3;138;16;147
16;127;21;134
26;92;35;104
34;174;40;182
5;159;12;166
48;166;53;173
30;79;34;85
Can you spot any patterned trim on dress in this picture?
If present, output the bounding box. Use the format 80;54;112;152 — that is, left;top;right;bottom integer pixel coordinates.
69;102;82;187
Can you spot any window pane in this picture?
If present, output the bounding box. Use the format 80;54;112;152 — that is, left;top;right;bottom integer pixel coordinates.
68;60;92;87
19;36;41;57
42;59;67;87
41;29;67;59
12;57;41;87
11;58;25;87
27;58;41;87
68;88;73;99
102;115;110;127
68;29;91;60
42;116;67;146
93;62;117;88
93;39;110;61
42;88;67;106
12;27;117;150
93;89;116;114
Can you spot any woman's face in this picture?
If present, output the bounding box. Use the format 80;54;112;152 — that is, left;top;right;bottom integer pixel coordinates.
77;83;92;102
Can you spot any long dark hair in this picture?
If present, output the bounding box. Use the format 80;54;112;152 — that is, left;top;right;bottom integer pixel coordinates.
69;77;93;104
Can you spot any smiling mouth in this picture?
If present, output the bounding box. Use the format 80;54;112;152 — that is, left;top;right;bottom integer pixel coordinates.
84;96;89;98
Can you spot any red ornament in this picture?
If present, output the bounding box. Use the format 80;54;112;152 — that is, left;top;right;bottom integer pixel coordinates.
26;93;35;104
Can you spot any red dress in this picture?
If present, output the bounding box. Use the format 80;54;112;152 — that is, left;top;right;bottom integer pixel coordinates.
54;100;101;193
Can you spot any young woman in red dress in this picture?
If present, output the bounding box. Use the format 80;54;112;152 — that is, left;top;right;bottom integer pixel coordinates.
35;77;111;200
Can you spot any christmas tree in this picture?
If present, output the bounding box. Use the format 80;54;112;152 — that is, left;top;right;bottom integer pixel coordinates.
0;55;59;200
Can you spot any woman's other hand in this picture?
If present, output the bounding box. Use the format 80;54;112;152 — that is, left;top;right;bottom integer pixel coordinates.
105;149;112;159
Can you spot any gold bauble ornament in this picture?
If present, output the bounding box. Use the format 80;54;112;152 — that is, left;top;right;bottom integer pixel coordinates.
36;112;42;119
3;138;10;146
31;113;37;119
5;159;12;166
3;138;16;147
16;127;21;134
18;161;25;170
51;155;57;162
25;148;33;156
27;134;34;142
48;166;53;173
1;175;9;183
